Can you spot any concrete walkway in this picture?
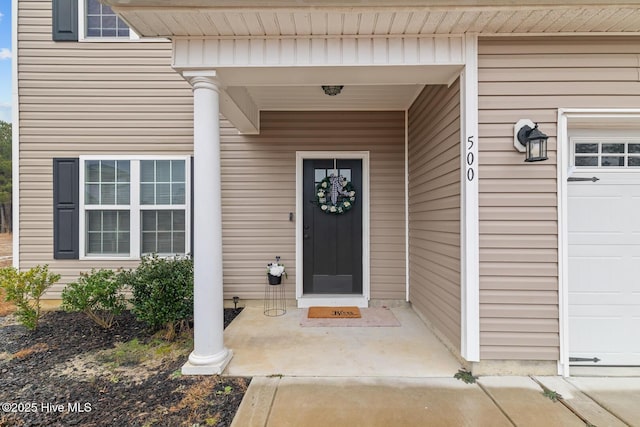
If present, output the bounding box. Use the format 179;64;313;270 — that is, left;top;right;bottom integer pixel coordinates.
230;376;640;427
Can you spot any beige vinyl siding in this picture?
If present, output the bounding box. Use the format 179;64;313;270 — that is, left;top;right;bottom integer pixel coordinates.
408;81;461;351
220;111;406;300
478;36;640;360
18;0;194;297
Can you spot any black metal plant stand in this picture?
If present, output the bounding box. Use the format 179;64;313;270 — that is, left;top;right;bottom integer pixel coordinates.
264;276;286;316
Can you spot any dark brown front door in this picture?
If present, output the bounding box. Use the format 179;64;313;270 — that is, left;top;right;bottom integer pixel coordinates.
303;159;363;294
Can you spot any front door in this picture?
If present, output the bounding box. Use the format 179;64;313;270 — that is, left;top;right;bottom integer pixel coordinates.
303;159;362;294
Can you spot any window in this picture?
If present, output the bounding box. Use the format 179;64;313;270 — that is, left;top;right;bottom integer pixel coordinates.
573;139;640;168
85;0;130;38
80;157;190;259
80;0;140;40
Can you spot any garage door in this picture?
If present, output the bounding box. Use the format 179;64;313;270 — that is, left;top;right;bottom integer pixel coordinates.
568;140;640;366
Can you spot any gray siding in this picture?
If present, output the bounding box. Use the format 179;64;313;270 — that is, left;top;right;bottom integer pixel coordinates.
408;81;462;351
478;36;640;360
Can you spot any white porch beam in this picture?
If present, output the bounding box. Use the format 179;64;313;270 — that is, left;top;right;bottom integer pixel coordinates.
222;87;260;135
181;70;233;375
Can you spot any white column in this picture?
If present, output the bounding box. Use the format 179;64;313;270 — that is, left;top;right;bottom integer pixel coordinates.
181;70;232;375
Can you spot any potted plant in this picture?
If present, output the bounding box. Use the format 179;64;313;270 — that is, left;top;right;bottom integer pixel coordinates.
266;256;287;285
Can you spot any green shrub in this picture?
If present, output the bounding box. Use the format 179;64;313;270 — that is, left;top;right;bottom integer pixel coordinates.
61;268;127;329
0;265;60;330
120;254;193;340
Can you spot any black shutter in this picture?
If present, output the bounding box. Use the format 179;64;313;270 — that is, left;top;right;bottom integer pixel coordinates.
53;158;79;259
52;0;79;41
190;156;194;256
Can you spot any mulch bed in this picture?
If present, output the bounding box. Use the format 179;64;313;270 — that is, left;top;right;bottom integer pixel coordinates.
0;309;248;427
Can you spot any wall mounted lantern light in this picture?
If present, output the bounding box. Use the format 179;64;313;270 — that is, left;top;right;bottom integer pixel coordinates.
321;85;344;96
514;119;549;162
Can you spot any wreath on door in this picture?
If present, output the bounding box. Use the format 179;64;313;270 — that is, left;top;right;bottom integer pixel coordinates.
315;174;356;214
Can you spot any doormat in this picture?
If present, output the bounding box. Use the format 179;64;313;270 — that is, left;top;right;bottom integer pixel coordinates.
301;307;401;327
308;306;361;318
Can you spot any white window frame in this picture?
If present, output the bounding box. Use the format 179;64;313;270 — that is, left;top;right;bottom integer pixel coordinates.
79;155;191;261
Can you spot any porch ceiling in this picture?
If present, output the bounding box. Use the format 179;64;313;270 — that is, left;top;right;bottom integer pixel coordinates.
104;2;640;37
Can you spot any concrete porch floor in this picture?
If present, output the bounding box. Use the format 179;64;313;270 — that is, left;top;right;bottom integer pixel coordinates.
222;304;463;377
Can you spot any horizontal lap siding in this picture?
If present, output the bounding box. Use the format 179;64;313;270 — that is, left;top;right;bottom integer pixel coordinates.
221;111;406;300
408;81;461;351
18;0;194;297
478;36;640;360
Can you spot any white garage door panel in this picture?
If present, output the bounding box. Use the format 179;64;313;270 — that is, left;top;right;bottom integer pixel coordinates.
569;173;640;366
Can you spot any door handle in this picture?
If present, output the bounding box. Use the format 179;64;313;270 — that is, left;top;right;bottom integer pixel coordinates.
568;177;599;182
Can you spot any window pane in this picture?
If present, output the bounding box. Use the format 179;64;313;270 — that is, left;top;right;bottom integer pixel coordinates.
575;157;598;167
140;183;155;205
173;211;185;230
102;28;117;37
102;232;117;253
119;211;130;231
118;233;130;254
156;160;171;182
101;160;115;182
157;211;172;231
602;143;624;154
101;183;115;205
340;169;351;181
172;183;185;204
315;169;326;183
601;156;624;167
141;161;155;183
629;157;640;167
156;184;171;204
157;232;172;253
87;0;101;14
87;211;101;231
117;184;130;205
86;160;100;182
102;211;117;231
102;15;116;30
172;160;185;182
142;233;156;254
87;233;101;253
142;211;156;231
86;184;100;205
117;161;130;182
174;232;185;253
629;144;640;154
575;143;598;153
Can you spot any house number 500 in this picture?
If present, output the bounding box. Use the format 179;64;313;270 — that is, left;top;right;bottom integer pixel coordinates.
466;136;475;182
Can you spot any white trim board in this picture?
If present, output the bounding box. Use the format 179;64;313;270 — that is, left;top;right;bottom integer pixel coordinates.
295;151;370;308
11;0;19;268
556;108;640;377
459;34;480;363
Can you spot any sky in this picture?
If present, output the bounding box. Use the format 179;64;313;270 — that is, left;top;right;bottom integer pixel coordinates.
0;1;11;123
